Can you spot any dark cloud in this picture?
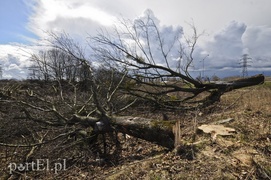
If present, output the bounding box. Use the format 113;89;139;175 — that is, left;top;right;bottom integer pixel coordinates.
243;26;271;57
202;21;247;70
208;21;246;58
197;21;271;76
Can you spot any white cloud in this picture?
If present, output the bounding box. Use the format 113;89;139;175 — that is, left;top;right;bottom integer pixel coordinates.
27;0;117;40
82;0;271;40
2;0;271;79
0;45;33;79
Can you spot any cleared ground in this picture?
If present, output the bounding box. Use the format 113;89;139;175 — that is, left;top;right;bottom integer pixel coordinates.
0;80;270;179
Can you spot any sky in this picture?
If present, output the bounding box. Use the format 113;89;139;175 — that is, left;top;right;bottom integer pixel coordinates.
0;0;271;79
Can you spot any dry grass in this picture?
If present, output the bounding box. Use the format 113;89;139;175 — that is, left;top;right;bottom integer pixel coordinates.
1;80;271;179
100;83;271;179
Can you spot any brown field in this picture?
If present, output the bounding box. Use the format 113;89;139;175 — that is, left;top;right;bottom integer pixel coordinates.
99;81;271;179
0;79;271;179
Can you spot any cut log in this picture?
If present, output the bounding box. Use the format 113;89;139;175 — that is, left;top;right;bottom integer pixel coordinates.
112;116;176;149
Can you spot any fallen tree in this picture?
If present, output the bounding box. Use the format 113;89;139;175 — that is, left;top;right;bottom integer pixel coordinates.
69;73;265;150
116;74;264;147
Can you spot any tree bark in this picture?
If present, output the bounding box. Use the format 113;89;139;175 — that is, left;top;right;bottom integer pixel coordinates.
113;116;176;149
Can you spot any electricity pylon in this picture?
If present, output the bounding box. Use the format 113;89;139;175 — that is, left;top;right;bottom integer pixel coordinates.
239;54;252;78
0;64;2;79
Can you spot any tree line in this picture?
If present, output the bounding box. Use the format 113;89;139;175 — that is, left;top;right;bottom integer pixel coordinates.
28;48;91;82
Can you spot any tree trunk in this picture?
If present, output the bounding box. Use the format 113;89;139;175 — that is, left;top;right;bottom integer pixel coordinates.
205;74;264;90
113;116;176;149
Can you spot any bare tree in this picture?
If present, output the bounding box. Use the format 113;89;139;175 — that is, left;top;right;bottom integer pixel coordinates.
29;50;50;80
29;46;92;82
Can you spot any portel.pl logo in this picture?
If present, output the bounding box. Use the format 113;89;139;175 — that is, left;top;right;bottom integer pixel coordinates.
8;159;67;174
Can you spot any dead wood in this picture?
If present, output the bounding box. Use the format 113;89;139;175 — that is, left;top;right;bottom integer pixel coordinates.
111;75;264;149
113;116;176;149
